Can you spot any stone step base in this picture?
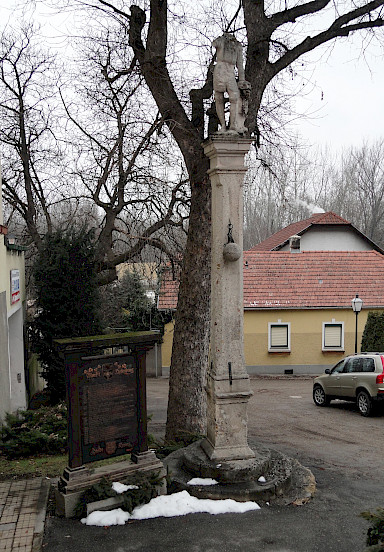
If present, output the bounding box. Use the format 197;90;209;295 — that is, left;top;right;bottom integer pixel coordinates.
164;440;315;505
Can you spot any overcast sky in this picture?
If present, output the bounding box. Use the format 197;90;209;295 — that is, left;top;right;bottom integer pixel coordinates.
1;0;383;152
294;36;384;150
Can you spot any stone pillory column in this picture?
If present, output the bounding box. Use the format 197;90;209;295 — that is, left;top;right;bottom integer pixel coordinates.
201;136;254;461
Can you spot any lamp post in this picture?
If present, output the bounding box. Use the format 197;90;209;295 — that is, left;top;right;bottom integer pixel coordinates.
351;294;363;354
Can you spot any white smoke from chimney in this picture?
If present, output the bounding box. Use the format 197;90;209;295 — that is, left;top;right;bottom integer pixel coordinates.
294;198;325;214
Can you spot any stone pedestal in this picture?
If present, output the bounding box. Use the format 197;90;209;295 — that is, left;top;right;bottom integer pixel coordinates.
201;136;254;462
55;452;165;518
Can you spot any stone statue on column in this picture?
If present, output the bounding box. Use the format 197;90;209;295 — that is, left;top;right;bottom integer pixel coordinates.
212;33;251;135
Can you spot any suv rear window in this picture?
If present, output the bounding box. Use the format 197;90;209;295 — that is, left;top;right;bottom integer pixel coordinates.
360;358;375;372
344;357;375;373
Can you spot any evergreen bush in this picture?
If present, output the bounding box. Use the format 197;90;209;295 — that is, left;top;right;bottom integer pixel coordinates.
99;271;172;333
30;228;102;403
361;312;384;352
74;472;164;519
0;404;67;459
361;508;384;549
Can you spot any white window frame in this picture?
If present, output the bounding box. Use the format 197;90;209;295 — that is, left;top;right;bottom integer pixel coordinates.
268;320;291;352
322;319;344;351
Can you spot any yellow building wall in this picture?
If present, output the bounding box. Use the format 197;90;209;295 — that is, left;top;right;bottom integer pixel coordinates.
244;309;372;369
162;308;378;374
162;320;175;368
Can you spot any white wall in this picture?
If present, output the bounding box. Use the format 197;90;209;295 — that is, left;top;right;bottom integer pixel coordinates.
0;291;11;422
8;307;27;412
280;227;372;252
0;165;27;422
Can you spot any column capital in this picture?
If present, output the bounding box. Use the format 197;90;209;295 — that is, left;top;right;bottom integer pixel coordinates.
203;136;253;172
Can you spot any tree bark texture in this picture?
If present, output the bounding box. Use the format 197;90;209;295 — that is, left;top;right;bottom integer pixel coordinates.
128;0;212;439
166;173;211;440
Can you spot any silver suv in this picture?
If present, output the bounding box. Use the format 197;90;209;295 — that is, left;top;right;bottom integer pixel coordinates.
313;353;384;416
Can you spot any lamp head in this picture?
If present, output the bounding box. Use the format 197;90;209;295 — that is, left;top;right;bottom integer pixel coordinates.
351;294;363;313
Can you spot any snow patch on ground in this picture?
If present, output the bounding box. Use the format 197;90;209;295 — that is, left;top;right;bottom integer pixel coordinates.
187;478;218;486
81;491;260;526
81;508;130;526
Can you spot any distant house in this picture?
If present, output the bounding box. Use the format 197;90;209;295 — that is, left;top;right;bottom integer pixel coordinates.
158;212;384;375
250;211;383;253
0;172;28;422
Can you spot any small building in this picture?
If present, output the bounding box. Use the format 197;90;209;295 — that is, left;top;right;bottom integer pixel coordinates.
241;249;384;374
158;212;384;375
0;171;28;422
250;211;383;253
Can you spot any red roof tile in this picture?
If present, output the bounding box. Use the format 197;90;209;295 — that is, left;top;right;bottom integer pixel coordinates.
250;211;351;251
244;251;384;308
158;250;384;310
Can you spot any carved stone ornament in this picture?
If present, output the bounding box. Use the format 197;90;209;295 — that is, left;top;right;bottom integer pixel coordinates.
223;242;242;262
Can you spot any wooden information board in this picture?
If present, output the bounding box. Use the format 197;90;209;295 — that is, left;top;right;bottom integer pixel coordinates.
79;354;138;463
55;332;162;468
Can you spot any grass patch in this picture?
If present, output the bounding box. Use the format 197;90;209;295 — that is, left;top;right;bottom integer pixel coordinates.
0;453;133;481
0;454;68;481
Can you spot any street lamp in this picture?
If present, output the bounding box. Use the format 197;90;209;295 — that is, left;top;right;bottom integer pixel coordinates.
351;294;363;354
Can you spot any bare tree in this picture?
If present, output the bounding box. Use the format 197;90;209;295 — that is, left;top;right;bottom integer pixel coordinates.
318;140;384;246
0;23;64;248
77;0;384;441
0;23;189;287
60;27;189;284
245;139;384;251
243;141;319;248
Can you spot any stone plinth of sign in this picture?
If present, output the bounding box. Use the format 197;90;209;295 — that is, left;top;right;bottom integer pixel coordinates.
55;452;165;518
54;332;165;517
201;136;255;462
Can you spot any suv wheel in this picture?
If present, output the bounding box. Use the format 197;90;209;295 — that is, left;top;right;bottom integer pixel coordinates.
357;390;373;417
313;385;330;407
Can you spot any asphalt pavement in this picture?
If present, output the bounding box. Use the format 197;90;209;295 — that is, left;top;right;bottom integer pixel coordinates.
40;376;381;552
42;454;376;552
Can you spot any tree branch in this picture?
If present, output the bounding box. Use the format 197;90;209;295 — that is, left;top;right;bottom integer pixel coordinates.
270;0;330;29
270;3;384;78
127;2;205;180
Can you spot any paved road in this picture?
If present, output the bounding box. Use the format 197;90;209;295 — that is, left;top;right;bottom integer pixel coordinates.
43;376;384;552
246;376;384;478
148;375;384;476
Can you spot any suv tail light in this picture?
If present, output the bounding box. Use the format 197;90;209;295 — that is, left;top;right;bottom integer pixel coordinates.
377;356;384;384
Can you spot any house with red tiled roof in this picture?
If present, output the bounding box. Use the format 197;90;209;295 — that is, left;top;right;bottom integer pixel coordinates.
250;211;384;254
158;213;384;375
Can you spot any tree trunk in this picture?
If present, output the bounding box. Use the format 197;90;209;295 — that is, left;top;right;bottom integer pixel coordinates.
165;161;211;441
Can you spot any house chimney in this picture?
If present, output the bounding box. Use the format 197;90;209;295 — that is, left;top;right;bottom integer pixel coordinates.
289;235;301;253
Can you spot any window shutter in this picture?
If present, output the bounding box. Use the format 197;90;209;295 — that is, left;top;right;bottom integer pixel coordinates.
324;324;342;348
270;325;288;348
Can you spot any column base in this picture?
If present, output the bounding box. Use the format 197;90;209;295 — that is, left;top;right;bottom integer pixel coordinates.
201;437;255;461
